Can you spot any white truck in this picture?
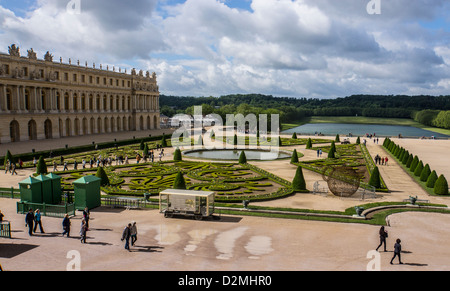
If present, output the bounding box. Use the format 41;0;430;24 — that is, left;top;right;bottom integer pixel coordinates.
159;189;216;220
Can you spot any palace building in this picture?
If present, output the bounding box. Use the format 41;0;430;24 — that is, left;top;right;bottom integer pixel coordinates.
0;44;160;144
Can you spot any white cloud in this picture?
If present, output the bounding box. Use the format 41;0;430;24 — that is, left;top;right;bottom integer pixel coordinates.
0;0;449;98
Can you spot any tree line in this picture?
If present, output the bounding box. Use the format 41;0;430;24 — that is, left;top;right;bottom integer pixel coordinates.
160;94;450;129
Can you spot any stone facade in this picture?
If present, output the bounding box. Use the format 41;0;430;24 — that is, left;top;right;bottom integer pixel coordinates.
0;44;160;144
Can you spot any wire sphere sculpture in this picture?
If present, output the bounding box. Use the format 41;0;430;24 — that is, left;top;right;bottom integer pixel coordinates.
322;166;361;197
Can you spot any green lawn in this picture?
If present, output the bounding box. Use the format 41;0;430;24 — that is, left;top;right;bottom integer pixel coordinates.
282;116;450;136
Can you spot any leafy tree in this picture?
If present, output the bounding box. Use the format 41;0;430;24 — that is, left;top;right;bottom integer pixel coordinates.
292;166;306;191
96;167;110;186
36;156;48;175
434;175;449;195
368;166;381;189
173;172;187;190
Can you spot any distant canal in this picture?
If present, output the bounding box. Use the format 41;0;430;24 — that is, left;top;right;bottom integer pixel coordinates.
283;123;449;138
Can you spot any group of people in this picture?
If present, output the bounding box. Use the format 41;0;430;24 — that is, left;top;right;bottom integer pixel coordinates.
25;207;90;244
22;207;138;250
374;154;389;166
4;160;19;175
376;226;403;265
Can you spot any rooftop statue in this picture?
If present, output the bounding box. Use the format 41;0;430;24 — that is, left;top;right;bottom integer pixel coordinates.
8;44;20;57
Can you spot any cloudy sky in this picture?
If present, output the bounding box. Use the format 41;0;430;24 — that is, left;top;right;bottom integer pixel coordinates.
0;0;449;98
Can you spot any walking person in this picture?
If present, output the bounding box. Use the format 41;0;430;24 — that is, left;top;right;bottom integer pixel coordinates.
80;219;87;244
131;221;138;246
33;209;45;233
121;223;132;251
25;208;34;236
11;163;17;175
63;161;68;171
62;214;71;237
83;207;90;230
385;157;389;166
375;226;388;252
390;239;403;265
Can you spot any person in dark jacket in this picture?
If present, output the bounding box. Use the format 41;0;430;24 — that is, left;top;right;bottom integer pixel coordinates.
121;223;132;251
390;239;403;264
62;214;71;237
376;226;388;252
25;208;34;236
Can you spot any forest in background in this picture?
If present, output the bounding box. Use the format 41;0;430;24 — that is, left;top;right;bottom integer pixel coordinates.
160;94;450;130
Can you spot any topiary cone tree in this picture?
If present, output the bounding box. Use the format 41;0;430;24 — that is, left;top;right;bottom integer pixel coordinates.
292;166;306;191
420;164;431;182
292;132;298;139
414;161;424;177
4;150;14;166
306;138;313;149
290;149;299;164
335;134;340;142
173;172;187;190
434;175;449;195
409;156;419;172
426;170;438;189
368;166;381;189
36;156;48;175
356;137;361;145
328;141;336;159
233;134;238;146
239;151;247;164
96;167;110;186
173;148;182;162
161;135;168;148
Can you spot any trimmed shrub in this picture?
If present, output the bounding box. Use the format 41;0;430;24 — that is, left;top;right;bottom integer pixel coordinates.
356;137;361;145
173;172;187;190
291;149;299;164
409;156;419;172
335;134;340;142
368;166;381;189
434;175;449;195
401;150;410;164
161;135;168;147
306;138;312;149
143;143;149;156
4;150;14;166
278;136;283;146
239;151;247;164
233;134;238;146
139;140;145;150
406;154;413;168
173;148;182;162
426;170;438;188
292;132;298;139
413;161;424;177
36;156;48;175
292;166;306;191
328;141;336;159
419;164;431;182
96;167;110;186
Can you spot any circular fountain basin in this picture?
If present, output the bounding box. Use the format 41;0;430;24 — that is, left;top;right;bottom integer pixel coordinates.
183;149;292;161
